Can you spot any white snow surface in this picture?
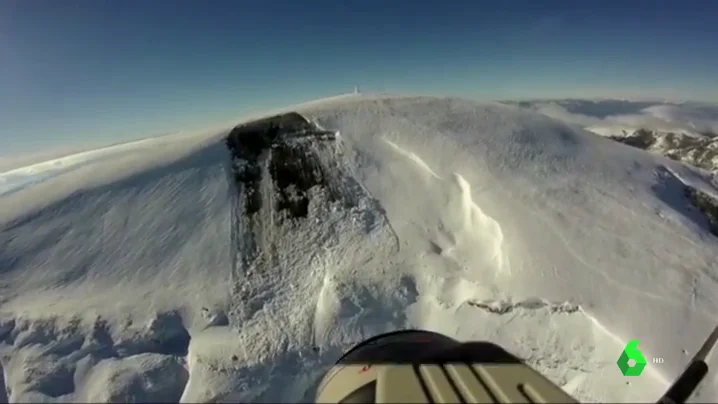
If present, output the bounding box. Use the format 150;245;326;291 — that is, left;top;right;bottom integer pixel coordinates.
1;94;718;402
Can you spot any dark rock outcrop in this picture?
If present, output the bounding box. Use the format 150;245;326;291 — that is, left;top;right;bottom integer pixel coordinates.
685;186;718;237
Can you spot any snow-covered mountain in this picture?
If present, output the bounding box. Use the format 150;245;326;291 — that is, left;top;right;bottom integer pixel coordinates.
1;95;718;403
589;127;718;173
509;99;718;237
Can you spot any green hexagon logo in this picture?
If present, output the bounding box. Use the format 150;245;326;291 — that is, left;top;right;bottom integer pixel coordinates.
617;339;647;376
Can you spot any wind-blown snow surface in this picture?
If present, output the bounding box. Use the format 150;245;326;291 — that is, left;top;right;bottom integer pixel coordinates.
2;95;718;403
0;132;203;197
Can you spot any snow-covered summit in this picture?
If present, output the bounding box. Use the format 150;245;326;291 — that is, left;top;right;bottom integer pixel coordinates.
1;95;718;402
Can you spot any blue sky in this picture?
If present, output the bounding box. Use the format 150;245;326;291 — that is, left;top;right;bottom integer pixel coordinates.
1;0;717;156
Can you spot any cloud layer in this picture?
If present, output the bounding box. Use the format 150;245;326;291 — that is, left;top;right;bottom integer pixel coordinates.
519;100;718;135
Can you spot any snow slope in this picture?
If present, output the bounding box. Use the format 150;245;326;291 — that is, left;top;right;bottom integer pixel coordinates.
0;131;218;197
1;95;718;403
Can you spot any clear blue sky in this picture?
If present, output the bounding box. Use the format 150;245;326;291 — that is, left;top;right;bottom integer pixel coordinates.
2;0;717;155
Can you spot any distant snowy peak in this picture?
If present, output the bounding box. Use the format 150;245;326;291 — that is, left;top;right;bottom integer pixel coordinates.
587;126;718;173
